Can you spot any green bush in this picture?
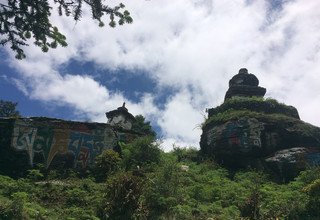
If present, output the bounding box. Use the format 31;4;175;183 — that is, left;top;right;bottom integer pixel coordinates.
0;149;320;219
100;172;144;220
172;146;199;162
121;136;161;170
62;207;99;220
208;96;299;119
92;149;121;182
0;196;14;220
27;169;44;181
66;188;90;206
204;109;297;127
10;192;28;219
304;179;320;217
131;115;156;138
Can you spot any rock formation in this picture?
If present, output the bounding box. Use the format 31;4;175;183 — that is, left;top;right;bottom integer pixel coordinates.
224;68;266;101
201;68;320;181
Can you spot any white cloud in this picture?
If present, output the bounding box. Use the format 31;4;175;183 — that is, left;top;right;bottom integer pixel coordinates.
3;0;320;151
158;90;203;143
160;137;199;153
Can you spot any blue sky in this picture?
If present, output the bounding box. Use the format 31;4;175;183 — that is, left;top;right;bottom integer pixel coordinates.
1;0;320;151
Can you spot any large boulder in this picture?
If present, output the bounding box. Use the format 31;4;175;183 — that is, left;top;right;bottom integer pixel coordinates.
201;68;320;180
265;147;320;180
201;113;320;166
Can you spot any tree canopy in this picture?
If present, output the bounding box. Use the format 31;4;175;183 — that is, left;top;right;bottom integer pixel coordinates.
0;99;20;117
0;0;133;59
132;115;157;138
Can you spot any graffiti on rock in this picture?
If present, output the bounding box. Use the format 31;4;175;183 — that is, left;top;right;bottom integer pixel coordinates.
207;118;264;150
265;132;279;149
10;119;124;168
47;129;71;167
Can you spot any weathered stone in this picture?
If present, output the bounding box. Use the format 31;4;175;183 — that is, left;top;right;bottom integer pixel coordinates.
201;114;320;179
0;117;142;177
265;147;320;181
229;68;259;87
225;85;267;100
201;68;320;180
224;68;266;100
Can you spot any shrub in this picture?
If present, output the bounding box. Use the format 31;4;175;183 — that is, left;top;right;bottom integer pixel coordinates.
172;146;199;162
207;96;299;122
121;136;161;170
131;115;156;138
99;172;144;220
304;179;320;217
92;149;121;182
0;196;14;220
27;169;44;181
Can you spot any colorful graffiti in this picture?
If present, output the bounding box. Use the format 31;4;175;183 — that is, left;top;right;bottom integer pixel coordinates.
206;118;264;151
10;119;123;168
11;121;38;165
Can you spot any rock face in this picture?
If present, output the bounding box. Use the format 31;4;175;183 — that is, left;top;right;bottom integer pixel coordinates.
201;68;320;181
224;68;266;101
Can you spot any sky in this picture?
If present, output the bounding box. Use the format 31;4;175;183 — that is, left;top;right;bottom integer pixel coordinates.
1;0;320;151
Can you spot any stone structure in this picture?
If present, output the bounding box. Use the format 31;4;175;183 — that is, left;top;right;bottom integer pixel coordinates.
106;103;136;130
0;117;141;176
224;68;266;101
201;68;320;181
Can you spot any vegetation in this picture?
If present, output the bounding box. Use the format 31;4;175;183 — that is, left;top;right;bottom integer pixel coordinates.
132;115;157;138
0;0;133;59
0;100;20;117
1;142;320;219
92;149;121;182
204;109;299;128
208;96;299;119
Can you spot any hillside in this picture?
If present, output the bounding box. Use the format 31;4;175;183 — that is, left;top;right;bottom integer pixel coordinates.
1;69;320;219
1;142;320;219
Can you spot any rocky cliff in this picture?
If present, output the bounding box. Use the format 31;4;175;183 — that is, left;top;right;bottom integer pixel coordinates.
200;69;320;180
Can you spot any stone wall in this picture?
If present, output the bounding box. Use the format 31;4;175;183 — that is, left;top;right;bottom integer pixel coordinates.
0;117;141;173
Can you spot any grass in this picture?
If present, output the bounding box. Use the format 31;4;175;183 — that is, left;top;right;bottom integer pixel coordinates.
203;109;299;128
208;96;299;119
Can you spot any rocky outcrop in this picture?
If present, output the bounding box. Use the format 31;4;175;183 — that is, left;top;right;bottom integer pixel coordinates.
201;68;320;181
224;68;266;101
265;147;320;180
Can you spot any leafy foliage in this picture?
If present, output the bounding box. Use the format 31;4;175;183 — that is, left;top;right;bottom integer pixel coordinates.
92;149;121;182
132;115;156;138
208;96;299;119
0;100;20;117
0;0;133;59
304;178;320;217
0;147;319;219
121;136;161;170
100;172;145;220
172;146;200;162
204;109;298;127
